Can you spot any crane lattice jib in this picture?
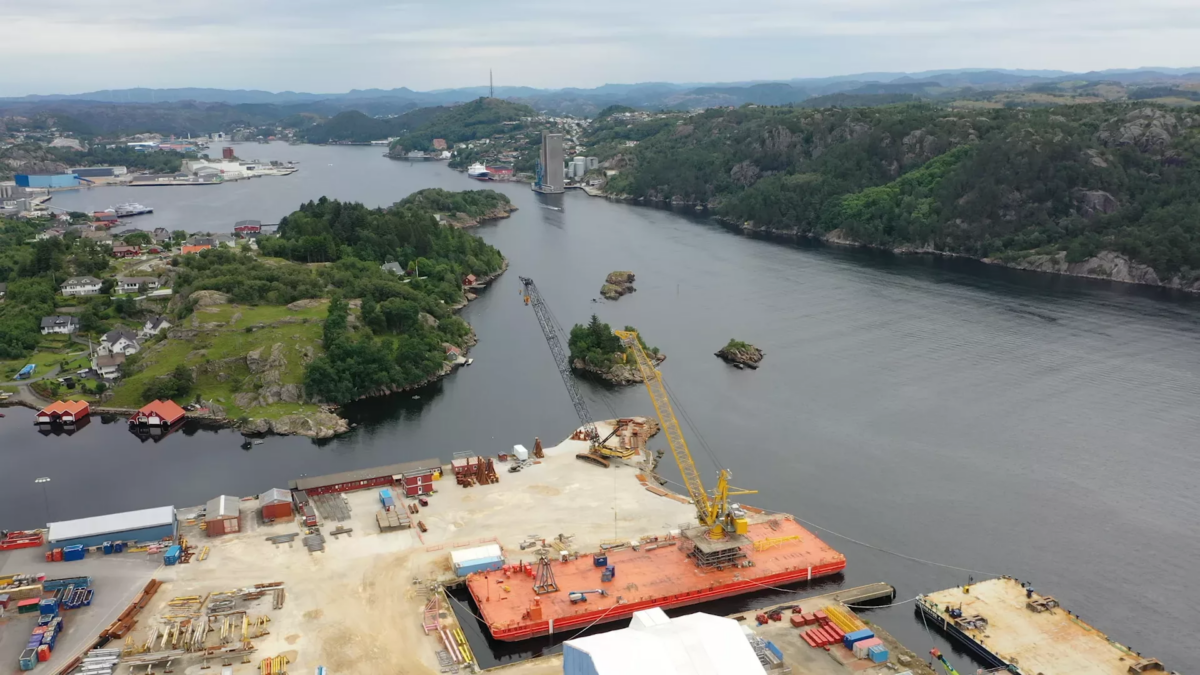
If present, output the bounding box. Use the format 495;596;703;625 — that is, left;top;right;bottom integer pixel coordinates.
614;330;714;525
519;277;599;442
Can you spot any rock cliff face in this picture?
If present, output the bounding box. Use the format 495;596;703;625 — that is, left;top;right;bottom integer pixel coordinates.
235;343;305;409
991;250;1200;292
600;271;636;300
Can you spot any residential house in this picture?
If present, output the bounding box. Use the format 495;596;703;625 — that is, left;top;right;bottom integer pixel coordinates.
152;228;171;244
92;353;126;379
187;235;217;247
61;276;103;296
234;220;262;236
37;228;65;240
116;276;160;294
463;274;478;286
140;315;172;338
112;245;142;258
40;315;80;335
214;233;236;247
381;262;405;276
181;244;211;255
83;230;114;246
98;328;140;356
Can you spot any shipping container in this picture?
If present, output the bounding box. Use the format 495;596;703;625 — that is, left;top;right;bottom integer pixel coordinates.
843;628;874;648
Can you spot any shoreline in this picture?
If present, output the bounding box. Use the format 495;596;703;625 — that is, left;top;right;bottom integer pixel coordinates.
578;187;1199;295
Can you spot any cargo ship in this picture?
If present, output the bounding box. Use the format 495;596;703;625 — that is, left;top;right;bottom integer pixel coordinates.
467;163;490;180
467;515;845;641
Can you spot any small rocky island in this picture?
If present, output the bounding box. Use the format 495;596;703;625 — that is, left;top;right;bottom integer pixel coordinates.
716;339;764;369
600;271;636;300
569;314;664;385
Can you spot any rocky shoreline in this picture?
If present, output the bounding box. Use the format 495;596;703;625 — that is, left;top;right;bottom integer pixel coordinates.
600;271;636;300
444;203;519;229
715;342;764;369
715;217;1200;294
572;351;666;386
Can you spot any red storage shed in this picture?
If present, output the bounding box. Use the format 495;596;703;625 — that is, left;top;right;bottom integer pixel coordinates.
259;488;293;521
129;400;186;427
288;459;442;496
204;495;242;537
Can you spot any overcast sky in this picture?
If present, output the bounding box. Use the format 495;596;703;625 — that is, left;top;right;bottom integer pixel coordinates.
4;0;1200;96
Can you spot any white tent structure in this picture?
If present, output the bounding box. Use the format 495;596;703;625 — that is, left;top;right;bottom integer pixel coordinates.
563;608;766;675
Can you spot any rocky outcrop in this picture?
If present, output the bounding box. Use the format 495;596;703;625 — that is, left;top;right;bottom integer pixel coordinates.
444;202;519;228
715;342;764;369
1073;189;1119;218
988;250;1196;289
239;410;349;439
1098;108;1179;152
572;350;665;386
601;271;636;300
237;343;303;408
286;298;324;311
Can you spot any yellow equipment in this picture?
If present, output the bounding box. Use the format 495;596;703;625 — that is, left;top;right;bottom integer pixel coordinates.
615;330;756;539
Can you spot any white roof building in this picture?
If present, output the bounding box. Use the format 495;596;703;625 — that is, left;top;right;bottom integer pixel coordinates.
563;608;766;675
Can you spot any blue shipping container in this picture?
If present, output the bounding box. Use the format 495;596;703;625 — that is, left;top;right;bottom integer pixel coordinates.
44;576;90;591
164;545;181;565
62;545;85;561
843;628;875;649
868;645;888;663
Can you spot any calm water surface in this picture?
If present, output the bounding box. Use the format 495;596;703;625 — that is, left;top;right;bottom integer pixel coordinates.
7;142;1199;669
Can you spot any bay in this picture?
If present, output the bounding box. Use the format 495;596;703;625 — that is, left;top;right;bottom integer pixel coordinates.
5;142;1197;669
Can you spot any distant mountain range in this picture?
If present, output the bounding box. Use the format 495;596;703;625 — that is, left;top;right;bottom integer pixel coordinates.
4;67;1200;138
6;67;1200;108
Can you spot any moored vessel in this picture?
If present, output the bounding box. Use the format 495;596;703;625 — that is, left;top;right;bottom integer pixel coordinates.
467;515;845;641
467;162;490;180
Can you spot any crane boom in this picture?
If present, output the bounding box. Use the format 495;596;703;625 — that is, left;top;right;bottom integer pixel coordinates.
520;277;599;443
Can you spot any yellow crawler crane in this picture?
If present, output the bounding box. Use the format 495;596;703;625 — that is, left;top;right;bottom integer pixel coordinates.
614;330;756;539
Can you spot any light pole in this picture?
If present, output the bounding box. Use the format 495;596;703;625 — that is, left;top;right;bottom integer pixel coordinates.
34;477;51;524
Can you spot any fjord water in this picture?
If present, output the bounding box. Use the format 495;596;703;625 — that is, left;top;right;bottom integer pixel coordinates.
11;143;1200;668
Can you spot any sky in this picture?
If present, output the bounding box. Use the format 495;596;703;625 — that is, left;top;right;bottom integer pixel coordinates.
4;0;1200;96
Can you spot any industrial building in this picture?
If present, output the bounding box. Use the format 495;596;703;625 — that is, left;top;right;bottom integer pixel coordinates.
47;505;177;548
15;174;79;189
450;544;504;576
533;131;565;194
69;166;128;178
288;459;443;496
259;488;293;521
563;608;766;675
204;495;242;536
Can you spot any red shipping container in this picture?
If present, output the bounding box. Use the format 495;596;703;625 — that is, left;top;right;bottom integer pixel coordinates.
37;645;51;661
44;551;52;562
804;612;817;625
53;548;63;562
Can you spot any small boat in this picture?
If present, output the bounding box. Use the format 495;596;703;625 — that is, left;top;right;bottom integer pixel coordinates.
465;358;474;366
412;395;420;399
253;440;264;445
241;440;252;450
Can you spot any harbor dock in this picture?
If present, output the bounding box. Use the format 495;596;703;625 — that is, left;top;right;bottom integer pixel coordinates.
918;577;1167;675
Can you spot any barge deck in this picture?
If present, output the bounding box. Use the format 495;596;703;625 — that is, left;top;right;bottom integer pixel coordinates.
918;577;1167;675
468;515;845;641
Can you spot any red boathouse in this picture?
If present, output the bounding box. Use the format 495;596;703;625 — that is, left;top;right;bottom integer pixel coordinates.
129;399;186;427
36;400;90;424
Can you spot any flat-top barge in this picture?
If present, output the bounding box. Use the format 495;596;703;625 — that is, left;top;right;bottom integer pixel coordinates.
918;577;1167;675
468;515;845;641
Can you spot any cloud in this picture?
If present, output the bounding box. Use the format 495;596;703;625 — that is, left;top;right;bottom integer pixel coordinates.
2;0;1199;95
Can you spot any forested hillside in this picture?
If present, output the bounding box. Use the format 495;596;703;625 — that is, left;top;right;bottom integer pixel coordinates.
599;103;1200;290
388;98;536;153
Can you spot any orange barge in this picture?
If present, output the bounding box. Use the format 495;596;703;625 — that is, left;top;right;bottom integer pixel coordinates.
467;517;845;641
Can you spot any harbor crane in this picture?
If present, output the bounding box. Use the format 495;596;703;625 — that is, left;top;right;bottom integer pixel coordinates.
519;277;633;467
614;330;757;541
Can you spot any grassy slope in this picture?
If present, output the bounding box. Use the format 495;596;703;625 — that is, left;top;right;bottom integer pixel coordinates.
108;301;328;419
